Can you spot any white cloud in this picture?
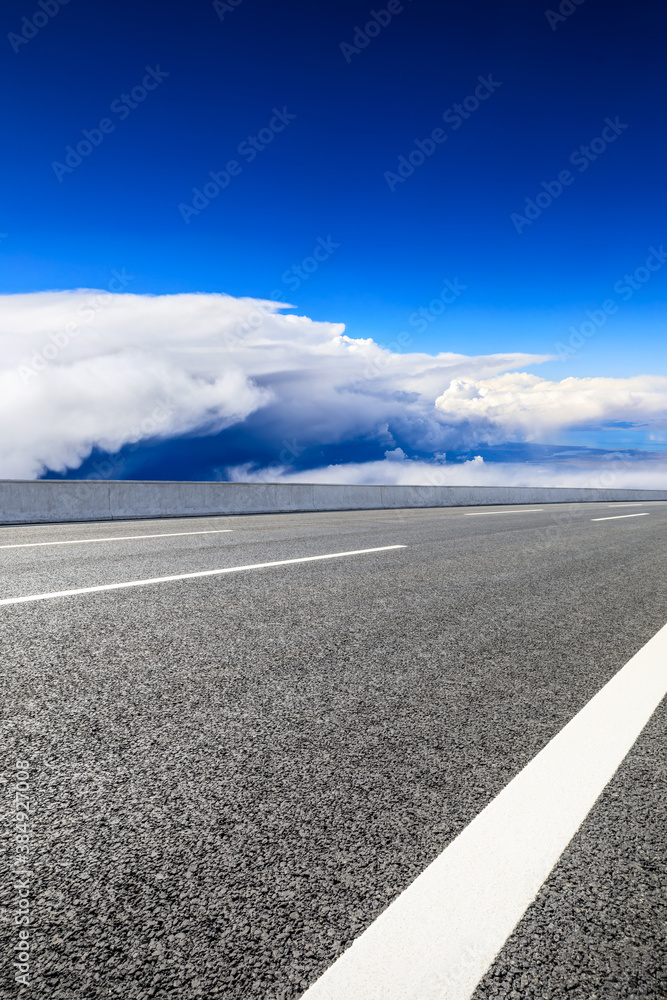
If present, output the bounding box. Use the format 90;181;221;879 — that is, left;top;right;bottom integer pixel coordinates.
228;454;667;490
1;290;666;481
434;373;667;444
0;290;544;478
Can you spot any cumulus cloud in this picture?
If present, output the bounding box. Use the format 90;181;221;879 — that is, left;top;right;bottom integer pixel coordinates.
0;290;544;478
435;373;667;444
1;289;666;481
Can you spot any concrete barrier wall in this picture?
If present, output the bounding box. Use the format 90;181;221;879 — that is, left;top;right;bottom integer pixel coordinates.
1;479;666;525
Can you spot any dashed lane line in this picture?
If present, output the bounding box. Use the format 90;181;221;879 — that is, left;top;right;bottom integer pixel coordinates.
0;529;233;550
463;509;544;516
299;622;667;1000
591;513;650;522
0;545;406;607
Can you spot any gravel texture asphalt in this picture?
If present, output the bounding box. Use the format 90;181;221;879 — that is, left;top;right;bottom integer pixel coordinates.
473;698;667;1000
1;502;665;999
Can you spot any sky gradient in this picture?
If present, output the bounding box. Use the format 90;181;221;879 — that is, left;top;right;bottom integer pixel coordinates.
2;0;666;482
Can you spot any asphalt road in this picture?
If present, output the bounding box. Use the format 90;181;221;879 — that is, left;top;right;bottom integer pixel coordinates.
1;501;665;999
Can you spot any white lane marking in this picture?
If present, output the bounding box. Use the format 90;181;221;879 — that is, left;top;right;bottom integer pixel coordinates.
299;623;667;1000
0;529;233;550
591;513;650;522
463;509;544;516
0;545;406;607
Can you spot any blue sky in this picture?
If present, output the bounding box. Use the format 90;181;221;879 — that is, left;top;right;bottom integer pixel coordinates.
2;0;666;482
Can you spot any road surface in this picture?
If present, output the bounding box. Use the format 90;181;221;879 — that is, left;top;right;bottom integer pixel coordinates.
1;502;665;999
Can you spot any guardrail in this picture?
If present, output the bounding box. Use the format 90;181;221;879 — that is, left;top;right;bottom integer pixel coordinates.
1;480;666;524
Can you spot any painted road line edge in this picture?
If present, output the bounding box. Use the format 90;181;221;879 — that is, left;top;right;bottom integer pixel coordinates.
299;622;667;1000
0;528;234;550
0;545;406;606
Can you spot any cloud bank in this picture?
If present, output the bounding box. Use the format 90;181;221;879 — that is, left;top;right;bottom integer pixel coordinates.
229;451;667;490
1;290;666;483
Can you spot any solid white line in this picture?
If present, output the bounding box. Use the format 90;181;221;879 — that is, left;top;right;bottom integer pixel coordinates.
0;529;233;550
299;623;667;1000
463;509;544;516
0;545;406;607
591;513;650;522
